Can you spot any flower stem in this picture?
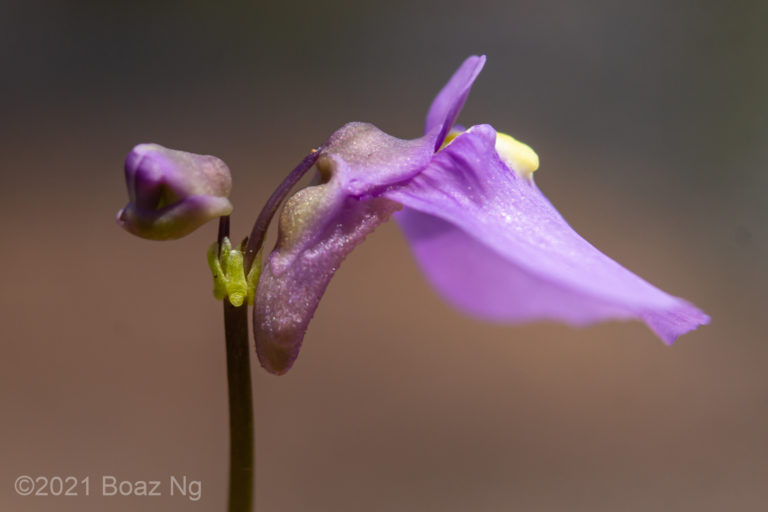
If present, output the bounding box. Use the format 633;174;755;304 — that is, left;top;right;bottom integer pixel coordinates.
224;300;254;512
243;148;321;272
219;215;255;512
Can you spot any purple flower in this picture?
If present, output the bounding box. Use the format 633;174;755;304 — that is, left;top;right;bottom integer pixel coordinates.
254;55;709;374
117;143;233;240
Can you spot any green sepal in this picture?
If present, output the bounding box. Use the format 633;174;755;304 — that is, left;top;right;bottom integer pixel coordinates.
207;237;260;307
207;241;228;301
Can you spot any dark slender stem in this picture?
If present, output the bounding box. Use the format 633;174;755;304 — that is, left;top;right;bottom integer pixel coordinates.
243;149;321;272
218;215;255;512
218;215;230;246
218;148;320;508
224;301;254;512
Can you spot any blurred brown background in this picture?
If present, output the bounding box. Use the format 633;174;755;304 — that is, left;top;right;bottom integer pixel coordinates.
1;0;766;510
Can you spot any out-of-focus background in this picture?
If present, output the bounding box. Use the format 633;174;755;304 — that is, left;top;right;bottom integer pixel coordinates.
1;1;766;510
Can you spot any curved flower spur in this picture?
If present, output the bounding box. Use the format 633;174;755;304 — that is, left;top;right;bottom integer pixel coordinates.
251;55;709;374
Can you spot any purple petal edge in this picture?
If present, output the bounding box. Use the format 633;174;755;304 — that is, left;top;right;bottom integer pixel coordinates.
386;126;710;343
425;55;486;150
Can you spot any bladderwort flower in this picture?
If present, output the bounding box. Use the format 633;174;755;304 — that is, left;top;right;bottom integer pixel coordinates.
116;56;710;377
251;55;710;374
117;55;710;511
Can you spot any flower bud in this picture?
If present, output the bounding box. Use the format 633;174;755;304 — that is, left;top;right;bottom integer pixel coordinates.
116;143;233;240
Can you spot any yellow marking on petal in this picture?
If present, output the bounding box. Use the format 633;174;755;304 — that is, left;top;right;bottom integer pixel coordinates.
439;128;539;179
438;129;464;151
495;132;539;178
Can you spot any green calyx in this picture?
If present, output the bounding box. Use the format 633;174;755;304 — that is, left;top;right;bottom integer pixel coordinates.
207;237;261;307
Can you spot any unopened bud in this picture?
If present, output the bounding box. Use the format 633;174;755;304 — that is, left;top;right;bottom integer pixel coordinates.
116;143;233;240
